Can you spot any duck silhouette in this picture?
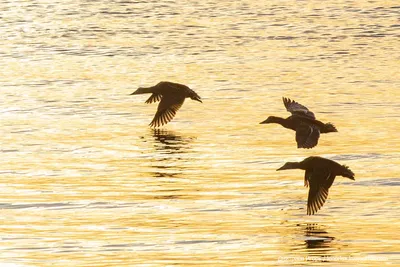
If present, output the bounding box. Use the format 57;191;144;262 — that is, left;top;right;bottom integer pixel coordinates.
277;156;355;215
131;81;202;127
260;97;337;148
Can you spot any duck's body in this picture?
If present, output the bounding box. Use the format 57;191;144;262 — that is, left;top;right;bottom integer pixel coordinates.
260;97;337;148
131;81;202;127
277;156;355;215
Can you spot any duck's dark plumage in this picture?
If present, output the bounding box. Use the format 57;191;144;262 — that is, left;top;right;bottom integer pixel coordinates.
260;97;337;149
277;156;355;215
131;81;202;127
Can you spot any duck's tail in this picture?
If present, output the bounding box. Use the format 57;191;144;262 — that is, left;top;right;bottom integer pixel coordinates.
321;123;337;133
341;165;355;180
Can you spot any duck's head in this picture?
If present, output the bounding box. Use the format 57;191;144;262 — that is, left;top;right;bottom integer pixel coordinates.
277;162;301;171
260;116;280;124
130;85;156;95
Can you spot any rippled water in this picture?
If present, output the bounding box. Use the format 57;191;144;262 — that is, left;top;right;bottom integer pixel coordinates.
1;1;399;266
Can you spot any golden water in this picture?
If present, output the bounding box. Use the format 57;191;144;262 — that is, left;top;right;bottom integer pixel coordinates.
1;1;399;266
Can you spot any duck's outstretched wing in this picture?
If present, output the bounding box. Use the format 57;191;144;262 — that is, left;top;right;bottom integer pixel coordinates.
295;124;320;149
145;93;162;104
149;95;185;127
307;168;335;215
283;97;315;119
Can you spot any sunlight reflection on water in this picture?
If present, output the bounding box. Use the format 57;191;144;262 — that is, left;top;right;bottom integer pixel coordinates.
0;0;399;266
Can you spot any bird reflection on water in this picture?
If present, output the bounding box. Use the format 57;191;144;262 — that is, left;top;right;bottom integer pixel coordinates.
146;129;196;200
290;223;335;261
303;224;334;251
152;129;194;154
148;129;195;178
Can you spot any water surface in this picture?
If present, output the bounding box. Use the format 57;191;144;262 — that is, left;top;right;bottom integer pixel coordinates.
1;1;399;266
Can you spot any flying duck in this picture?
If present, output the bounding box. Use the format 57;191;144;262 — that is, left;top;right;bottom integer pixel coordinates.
260;97;337;148
131;81;202;127
277;156;355;215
